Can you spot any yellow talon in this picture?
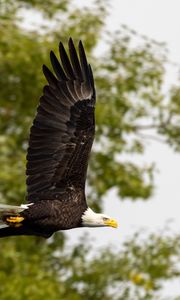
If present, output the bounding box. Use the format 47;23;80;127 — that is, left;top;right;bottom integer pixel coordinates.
6;216;24;223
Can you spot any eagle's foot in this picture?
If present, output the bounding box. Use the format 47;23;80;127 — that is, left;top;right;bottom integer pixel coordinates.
6;216;24;226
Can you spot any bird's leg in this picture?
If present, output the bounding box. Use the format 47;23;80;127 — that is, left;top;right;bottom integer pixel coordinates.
5;216;24;227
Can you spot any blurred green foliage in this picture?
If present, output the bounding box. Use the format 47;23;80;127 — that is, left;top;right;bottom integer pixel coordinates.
0;231;180;300
0;0;180;299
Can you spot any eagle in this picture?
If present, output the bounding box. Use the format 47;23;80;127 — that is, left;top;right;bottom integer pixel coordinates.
0;38;118;238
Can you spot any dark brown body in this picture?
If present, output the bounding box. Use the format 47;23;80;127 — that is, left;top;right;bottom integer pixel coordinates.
21;189;87;237
0;189;87;238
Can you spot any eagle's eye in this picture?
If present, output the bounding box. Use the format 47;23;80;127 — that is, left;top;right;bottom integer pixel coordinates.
102;217;109;221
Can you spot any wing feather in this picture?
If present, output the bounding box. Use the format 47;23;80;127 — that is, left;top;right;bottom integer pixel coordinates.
42;65;58;87
69;38;83;81
26;39;96;202
59;42;76;80
50;51;67;80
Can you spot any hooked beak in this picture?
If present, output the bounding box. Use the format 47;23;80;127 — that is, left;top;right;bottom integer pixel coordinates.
104;218;118;228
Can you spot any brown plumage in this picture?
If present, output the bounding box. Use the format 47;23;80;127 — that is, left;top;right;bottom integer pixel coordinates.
0;38;117;238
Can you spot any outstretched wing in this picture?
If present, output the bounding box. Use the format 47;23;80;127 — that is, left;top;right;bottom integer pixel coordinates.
26;38;96;202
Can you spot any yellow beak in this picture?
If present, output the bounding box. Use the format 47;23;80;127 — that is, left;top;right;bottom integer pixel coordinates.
104;219;118;228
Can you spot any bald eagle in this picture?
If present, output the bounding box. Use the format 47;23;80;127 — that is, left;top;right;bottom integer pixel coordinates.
0;38;118;238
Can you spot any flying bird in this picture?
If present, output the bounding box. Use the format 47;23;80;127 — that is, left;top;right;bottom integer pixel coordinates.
0;38;118;238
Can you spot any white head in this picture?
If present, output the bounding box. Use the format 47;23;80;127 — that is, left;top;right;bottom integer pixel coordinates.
81;207;118;228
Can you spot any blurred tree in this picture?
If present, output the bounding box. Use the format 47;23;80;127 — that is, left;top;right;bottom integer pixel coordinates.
0;230;180;300
0;0;180;299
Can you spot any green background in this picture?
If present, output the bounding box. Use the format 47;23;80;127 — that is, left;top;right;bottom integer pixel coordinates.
0;0;180;299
